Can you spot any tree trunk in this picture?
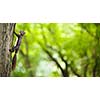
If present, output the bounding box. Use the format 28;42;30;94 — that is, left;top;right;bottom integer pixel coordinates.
0;23;15;76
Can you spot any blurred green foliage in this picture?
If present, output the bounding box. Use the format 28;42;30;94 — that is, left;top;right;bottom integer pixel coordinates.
11;23;100;77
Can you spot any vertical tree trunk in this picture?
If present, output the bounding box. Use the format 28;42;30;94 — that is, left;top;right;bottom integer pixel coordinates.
0;23;15;76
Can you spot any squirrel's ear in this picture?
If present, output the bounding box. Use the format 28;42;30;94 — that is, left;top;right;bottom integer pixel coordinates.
20;31;25;36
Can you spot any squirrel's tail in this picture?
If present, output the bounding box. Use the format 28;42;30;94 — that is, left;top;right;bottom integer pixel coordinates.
12;53;17;71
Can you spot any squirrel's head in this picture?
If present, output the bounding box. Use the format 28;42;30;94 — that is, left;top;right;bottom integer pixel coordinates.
20;31;25;36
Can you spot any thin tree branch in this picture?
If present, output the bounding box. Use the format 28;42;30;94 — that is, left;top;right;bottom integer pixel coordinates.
44;49;66;77
92;57;98;77
70;66;81;77
83;64;88;77
58;51;69;76
80;24;96;38
45;45;69;76
19;49;31;68
38;42;67;77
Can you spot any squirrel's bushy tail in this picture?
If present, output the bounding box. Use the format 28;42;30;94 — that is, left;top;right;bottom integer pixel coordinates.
12;53;17;70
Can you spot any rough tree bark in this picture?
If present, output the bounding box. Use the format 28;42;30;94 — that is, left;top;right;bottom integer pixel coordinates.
0;23;15;76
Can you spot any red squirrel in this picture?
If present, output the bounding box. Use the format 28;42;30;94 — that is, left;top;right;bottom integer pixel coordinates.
9;31;25;70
